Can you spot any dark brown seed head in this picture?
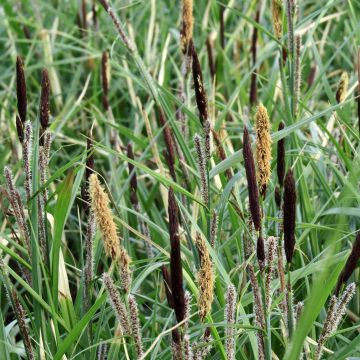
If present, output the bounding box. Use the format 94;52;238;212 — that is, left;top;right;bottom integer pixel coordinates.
277;121;285;187
190;40;208;125
16;115;24;143
39;69;50;129
168;188;185;323
249;10;260;106
283;169;296;263
243;127;261;231
127;143;138;206
16;56;27;124
101;50;110;111
335;232;360;295
257;234;265;271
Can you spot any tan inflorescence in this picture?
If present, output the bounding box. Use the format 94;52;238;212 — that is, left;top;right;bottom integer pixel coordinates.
180;0;194;52
196;233;214;321
255;104;272;197
89;173;119;260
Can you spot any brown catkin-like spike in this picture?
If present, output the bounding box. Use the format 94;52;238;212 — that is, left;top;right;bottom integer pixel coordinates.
39;69;50;130
12;290;35;360
332;283;355;332
168;188;185;323
103;273;131;335
23;121;33;202
184;291;192;330
82;133;95;214
204;119;211;162
243;127;261;232
190;40;208;125
128;294;144;358
16;56;27;125
84;212;96;308
89;174;119;260
194;134;208;205
97;343;108;360
265;236;277;309
101;50;110;111
271;0;282;39
118;247;132;294
210;210;218;247
286;0;294;57
294;35;301;116
277;122;285;187
336;71;349;103
255;104;272;198
180;0;193;53
334;232;360;295
225;284;237;360
283;169;296;263
249;9;260;106
3;167;31;254
196;233;214;321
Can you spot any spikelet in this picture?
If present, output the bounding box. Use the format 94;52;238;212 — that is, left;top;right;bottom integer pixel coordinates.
23;121;33;202
184;335;193;360
128;294;144;358
255;104;272;198
184;291;192;331
294;35;302;116
12;289;35;360
243;127;261;231
4;167;31;254
180;0;193;53
286;0;294;56
248;262;265;360
283;169;296;263
194;134;208;205
210;210;218;247
336;71;349;103
168;188;185;323
103;273;131;335
101;50;110;111
277;122;285;187
97;343;108;360
16;56;27;126
265;236;277;309
225;284;237;360
315;284;355;360
98;0;136;53
84;212;96;309
331;283;355;332
271;0;283;39
335;232;360;295
118;247;132;294
89;174;119;260
39;69;50;130
196;233;214;321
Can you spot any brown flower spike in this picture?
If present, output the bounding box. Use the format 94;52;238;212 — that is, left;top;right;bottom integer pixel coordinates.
243;127;261;232
283;169;296;263
168;188;185;323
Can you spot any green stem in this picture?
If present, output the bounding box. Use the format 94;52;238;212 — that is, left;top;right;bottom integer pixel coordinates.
286;264;294;338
